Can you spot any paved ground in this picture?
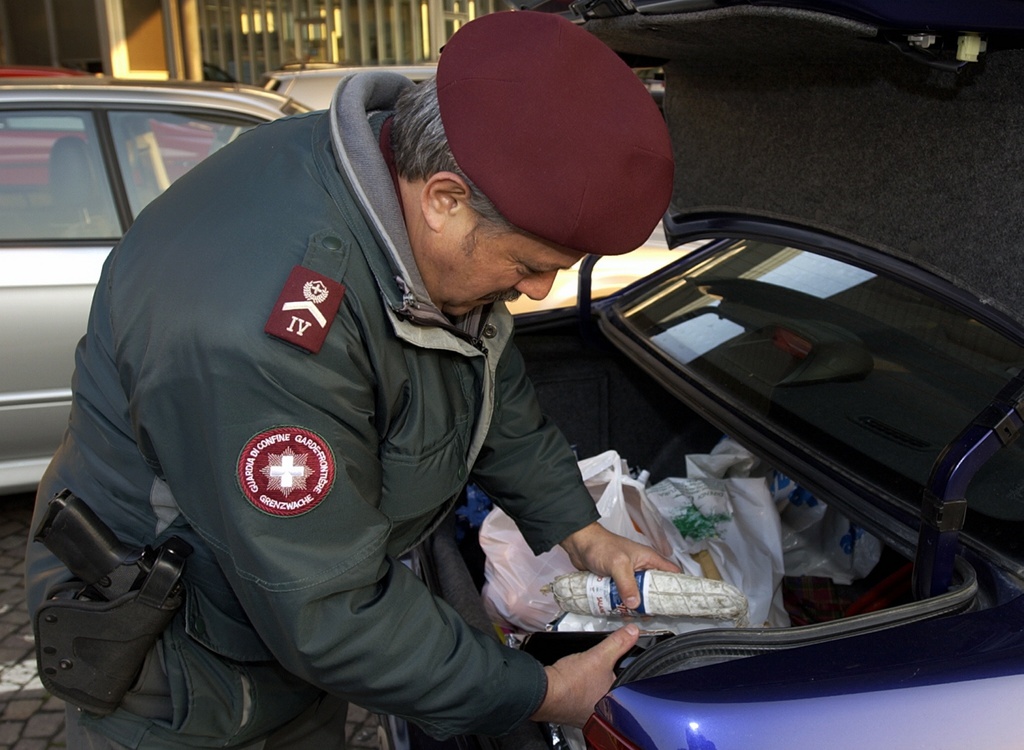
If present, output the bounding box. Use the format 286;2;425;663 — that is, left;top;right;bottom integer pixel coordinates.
0;491;381;749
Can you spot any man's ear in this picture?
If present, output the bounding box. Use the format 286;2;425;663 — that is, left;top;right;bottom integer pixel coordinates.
421;171;472;233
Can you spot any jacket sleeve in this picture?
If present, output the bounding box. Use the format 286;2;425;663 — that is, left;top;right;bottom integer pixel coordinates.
470;340;600;555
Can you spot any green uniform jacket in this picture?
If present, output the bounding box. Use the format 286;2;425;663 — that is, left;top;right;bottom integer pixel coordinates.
25;73;598;747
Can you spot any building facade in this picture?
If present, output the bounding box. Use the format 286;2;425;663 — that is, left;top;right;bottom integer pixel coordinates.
0;0;501;85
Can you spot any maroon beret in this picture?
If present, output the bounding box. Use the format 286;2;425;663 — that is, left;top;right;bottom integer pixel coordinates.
436;11;674;256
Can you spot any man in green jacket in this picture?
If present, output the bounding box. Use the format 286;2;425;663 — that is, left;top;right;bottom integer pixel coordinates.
25;10;675;748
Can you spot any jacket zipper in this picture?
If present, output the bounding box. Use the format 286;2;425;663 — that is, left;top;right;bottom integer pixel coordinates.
397;292;490;355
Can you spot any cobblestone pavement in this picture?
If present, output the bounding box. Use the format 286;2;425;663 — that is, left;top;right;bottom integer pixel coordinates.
0;491;381;749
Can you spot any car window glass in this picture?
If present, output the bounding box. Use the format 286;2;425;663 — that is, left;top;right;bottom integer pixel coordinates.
619;239;1024;560
0;110;119;241
108;110;256;218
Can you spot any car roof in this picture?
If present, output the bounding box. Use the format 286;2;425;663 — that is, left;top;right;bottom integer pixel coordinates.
262;64;437;110
569;5;1024;330
263;63;437;83
0;77;309;119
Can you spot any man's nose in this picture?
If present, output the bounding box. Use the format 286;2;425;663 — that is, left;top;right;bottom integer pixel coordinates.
515;270;559;300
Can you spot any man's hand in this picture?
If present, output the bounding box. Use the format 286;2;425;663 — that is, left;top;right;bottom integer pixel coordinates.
530;624;640;727
528;525;679;727
559;522;680;610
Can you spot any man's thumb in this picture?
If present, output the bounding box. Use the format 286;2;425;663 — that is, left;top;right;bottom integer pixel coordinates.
599;623;640;665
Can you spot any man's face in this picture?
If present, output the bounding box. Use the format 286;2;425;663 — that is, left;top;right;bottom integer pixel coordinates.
424;222;586;317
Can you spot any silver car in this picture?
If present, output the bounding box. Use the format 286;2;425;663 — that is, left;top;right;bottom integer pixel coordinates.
0;78;307;493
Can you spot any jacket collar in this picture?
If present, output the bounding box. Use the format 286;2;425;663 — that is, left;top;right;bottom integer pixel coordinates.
328;72;441;322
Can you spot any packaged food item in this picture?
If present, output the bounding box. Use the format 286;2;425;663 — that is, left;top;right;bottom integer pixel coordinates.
547;570;749;626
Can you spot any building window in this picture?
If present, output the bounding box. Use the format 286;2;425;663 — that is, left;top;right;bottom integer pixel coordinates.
198;0;496;84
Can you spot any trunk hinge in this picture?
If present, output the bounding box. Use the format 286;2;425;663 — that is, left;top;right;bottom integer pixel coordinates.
913;372;1024;599
570;0;636;20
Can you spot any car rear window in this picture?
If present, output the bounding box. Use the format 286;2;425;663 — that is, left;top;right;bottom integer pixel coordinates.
618;239;1024;561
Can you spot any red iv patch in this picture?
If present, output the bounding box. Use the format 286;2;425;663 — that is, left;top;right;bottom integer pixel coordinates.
264;266;345;354
237;427;336;516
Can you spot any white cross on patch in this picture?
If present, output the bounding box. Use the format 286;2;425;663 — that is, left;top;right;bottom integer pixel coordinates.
261;448;311;496
270;454;307;488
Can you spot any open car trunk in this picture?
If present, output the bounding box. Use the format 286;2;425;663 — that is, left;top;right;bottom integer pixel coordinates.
398;316;982;750
385;6;1024;747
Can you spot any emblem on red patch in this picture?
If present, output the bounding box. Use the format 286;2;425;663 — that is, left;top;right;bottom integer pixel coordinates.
237;427;335;516
265;266;345;354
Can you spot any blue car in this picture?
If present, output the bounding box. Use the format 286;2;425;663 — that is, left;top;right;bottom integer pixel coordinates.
385;2;1024;749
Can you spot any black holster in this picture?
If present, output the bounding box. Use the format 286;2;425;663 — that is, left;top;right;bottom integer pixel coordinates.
32;490;192;716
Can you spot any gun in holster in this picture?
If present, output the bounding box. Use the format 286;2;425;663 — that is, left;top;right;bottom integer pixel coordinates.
32;489;193;716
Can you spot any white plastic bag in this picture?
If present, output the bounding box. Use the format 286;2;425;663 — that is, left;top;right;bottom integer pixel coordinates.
480;450;701;632
645;437;789;629
480;438;879;635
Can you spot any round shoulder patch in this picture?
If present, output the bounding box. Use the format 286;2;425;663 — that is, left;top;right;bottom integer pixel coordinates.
237;427;335;516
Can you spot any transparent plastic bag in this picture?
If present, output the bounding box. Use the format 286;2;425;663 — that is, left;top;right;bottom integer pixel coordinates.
645;471;788;629
770;471;882;585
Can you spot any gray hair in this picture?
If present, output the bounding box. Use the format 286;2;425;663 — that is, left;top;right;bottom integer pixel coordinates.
390;77;516;234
